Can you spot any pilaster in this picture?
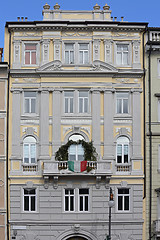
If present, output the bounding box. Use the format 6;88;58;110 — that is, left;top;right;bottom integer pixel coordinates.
93;39;100;61
13;40;21;69
41;39;50;65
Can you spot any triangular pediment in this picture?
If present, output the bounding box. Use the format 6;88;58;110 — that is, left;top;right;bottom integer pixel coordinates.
91;60;118;72
37;60;62;72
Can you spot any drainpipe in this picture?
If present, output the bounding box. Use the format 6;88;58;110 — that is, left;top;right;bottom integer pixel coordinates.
148;31;152;240
6;28;11;240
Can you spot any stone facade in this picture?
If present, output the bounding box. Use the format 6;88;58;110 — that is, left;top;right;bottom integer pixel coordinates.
0;61;8;240
4;3;147;240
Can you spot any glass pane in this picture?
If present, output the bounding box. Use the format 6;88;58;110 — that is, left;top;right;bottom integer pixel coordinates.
70;98;73;113
123;52;128;65
79;44;88;50
69;155;76;161
84;98;88;113
24;144;29;163
31;99;36;113
70;196;74;211
124;145;128;162
79;98;83;113
31;144;36;163
84;51;88;64
117;156;122;163
123;99;128;113
65;189;68;195
65;98;69;113
69;145;76;154
31;196;35;211
117;145;122;155
65;91;73;97
31;52;36;64
117;52;122;65
24;196;29;211
65;44;74;50
25;52;30;64
24;92;36;97
70;51;74;64
124;196;129;210
80;196;83;211
65;51;69;64
117;99;122;113
124;154;128;163
25;99;29;113
85;196;88;211
122;45;128;51
24;189;29;194
118;196;122;210
30;189;35;194
79;51;83;64
25;44;36;50
65;196;68;211
70;189;74;195
79;189;89;194
79;91;88;97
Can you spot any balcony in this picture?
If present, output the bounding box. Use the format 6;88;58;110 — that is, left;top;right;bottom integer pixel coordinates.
150;31;160;42
115;163;131;173
154;220;160;237
43;160;112;177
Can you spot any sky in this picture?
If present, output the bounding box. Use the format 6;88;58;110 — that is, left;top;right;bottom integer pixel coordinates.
0;0;159;50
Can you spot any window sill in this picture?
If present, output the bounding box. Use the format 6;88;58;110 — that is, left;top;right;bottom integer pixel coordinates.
114;114;132;120
21;114;39;118
62;113;91;118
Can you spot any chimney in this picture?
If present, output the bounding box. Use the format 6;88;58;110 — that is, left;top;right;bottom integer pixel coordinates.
121;16;124;22
0;48;3;62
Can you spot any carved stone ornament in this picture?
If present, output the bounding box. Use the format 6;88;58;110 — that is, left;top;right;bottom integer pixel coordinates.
72;224;80;233
92;60;118;72
96;176;101;189
37;60;62;72
44;176;49;189
62;31;92;37
53;176;58;189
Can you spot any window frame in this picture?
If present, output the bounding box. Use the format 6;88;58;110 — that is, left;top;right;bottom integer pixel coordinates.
116;137;129;164
64;189;75;212
78;91;89;113
22;41;40;66
78;43;89;64
64;43;75;64
23;188;37;212
78;188;89;212
24;91;37;114
68;144;84;161
115;42;131;67
116;92;129;115
117;188;130;212
64;91;74;113
23;136;36;165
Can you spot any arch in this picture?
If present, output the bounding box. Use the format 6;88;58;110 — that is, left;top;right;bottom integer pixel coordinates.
56;229;98;240
64;130;89;144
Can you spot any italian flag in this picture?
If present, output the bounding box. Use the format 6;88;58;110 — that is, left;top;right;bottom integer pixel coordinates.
68;161;87;172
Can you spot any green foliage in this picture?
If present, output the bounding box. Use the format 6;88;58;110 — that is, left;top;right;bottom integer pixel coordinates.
55;140;97;161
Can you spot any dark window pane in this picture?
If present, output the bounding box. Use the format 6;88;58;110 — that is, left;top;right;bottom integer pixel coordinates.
65;189;68;195
80;196;83;211
124;155;128;163
29;189;35;194
85;196;88;211
118;196;122;210
70;189;74;195
24;196;29;211
124;196;129;210
70;196;74;211
31;196;35;211
79;189;89;194
24;189;29;194
65;196;68;211
124;189;129;194
117;156;122;163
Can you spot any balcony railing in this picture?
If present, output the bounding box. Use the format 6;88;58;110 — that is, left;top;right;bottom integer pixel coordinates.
23;164;38;172
115;164;131;172
150;31;160;42
43;160;112;176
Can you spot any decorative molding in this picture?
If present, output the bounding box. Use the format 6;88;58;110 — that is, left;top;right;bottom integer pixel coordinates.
91;60;118;72
53;176;58;189
120;181;128;188
62;31;92;37
37;60;62;72
44;176;49;189
23;78;38;82
96;176;101;189
115;78;130;83
72;224;80;233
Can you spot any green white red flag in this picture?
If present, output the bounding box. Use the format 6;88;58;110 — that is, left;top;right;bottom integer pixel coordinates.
68;161;87;172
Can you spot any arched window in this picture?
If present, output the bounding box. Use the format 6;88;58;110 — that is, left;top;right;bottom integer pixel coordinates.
23;136;36;164
116;136;129;164
68;134;84;161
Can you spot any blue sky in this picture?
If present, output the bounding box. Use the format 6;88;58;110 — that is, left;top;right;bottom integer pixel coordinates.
0;0;159;50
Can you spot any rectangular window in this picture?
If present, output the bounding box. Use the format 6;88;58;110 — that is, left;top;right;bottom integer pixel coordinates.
24;143;36;164
24;44;37;65
116;93;129;114
118;188;129;211
65;43;74;64
64;189;75;211
24;189;36;212
116;44;129;65
64;91;74;113
79;189;89;212
69;144;84;161
24;91;36;114
79;44;89;64
79;91;88;113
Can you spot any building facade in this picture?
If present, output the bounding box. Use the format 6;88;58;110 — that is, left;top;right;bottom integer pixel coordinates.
4;3;147;240
145;28;160;240
0;53;8;239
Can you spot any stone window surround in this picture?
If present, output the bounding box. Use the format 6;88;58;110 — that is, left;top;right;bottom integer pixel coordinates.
21;41;40;67
116;136;130;164
115;184;133;213
21;185;39;213
62;41;92;65
114;41;132;67
115;90;131;117
21;90;39;116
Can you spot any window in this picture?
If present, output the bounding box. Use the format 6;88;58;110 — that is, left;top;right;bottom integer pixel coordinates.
24;44;37;65
23;136;36;164
65;43;74;64
69;144;84;161
116;44;129;65
79;189;89;212
117;137;129;164
79;44;89;64
64;189;75;211
118;188;129;211
64;91;74;113
23;189;36;212
24;91;36;114
116;93;129;114
79;91;88;113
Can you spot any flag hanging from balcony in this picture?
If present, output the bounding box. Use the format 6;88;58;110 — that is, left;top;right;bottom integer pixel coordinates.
68;161;87;172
